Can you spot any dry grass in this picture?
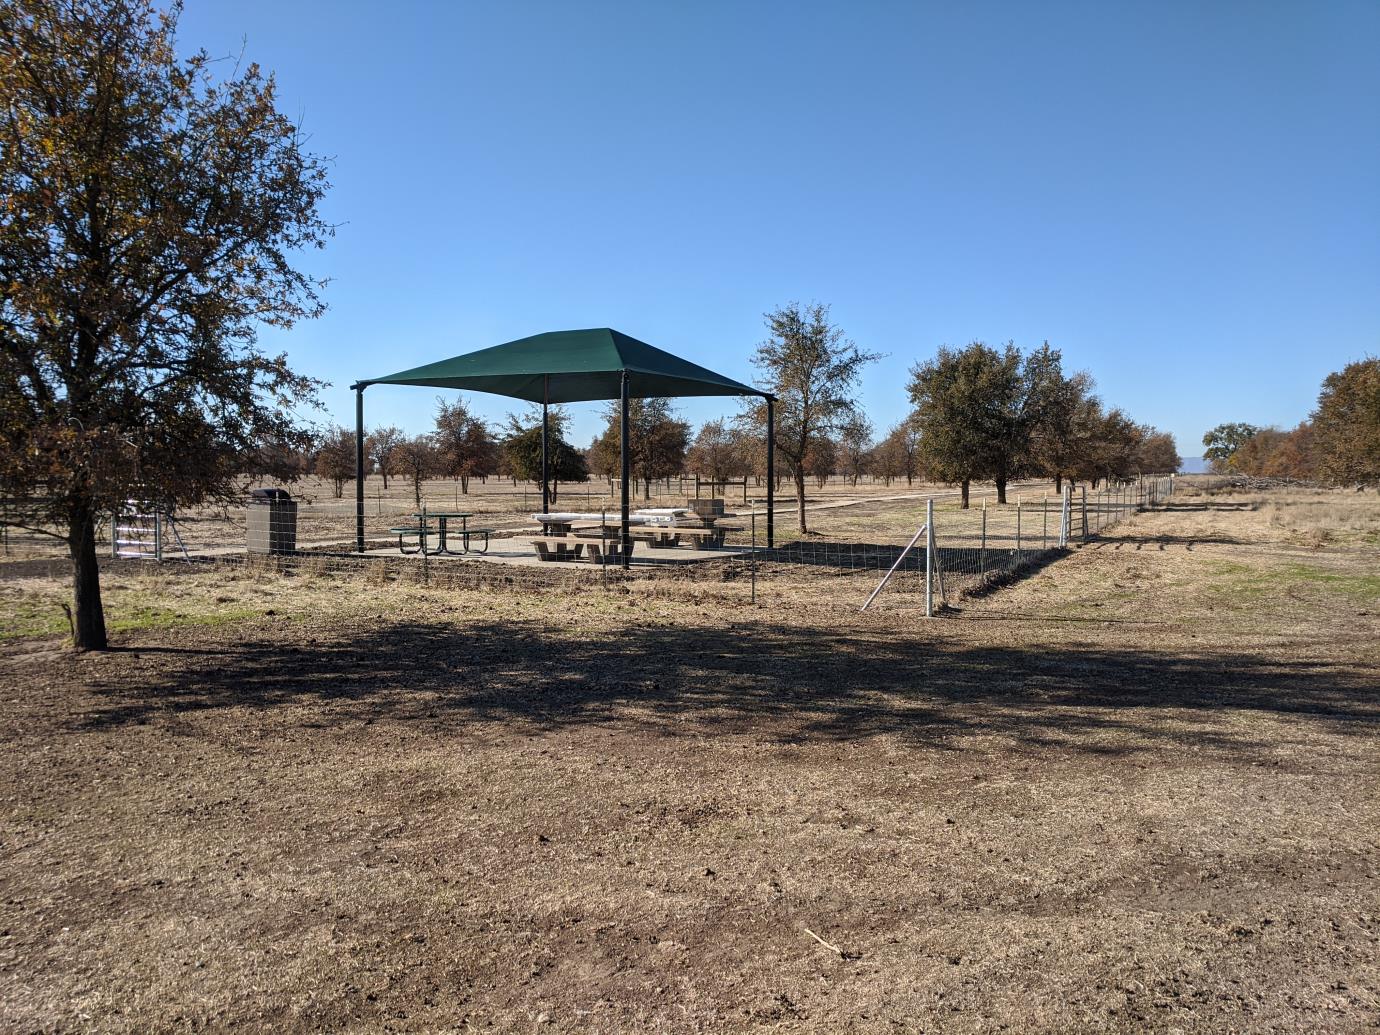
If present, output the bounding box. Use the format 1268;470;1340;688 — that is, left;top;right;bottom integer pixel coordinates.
2;474;1062;560
1;488;1378;1033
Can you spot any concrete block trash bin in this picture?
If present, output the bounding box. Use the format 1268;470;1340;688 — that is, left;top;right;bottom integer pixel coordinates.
246;488;297;555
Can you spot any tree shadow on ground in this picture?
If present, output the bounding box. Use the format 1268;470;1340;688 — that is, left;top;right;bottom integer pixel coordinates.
759;542;1067;584
76;615;1379;758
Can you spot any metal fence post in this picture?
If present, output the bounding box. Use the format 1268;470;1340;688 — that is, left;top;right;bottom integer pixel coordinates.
1016;501;1022;562
1059;486;1070;548
1081;487;1088;541
750;508;757;605
1043;495;1048;549
980;501;987;582
925;498;934;618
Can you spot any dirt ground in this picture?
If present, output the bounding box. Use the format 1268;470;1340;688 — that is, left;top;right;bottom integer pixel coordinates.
1;485;1378;1033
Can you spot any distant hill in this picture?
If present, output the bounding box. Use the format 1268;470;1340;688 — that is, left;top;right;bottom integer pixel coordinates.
1179;456;1211;474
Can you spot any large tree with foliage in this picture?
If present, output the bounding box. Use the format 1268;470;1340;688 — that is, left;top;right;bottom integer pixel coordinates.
907;342;1023;508
1134;428;1182;475
1079;406;1142;485
1202;423;1260;473
0;0;331;649
1021;342;1094;492
1313;357;1380;485
589;397;689;500
433;397;497;495
738;303;877;532
504;409;587;507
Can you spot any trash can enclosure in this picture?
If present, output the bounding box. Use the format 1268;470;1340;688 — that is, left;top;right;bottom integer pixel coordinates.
246;488;297;554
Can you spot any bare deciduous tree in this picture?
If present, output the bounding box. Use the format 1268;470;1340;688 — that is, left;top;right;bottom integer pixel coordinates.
739;303;878;532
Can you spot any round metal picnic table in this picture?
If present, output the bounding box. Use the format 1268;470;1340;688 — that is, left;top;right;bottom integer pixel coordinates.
411;512;475;555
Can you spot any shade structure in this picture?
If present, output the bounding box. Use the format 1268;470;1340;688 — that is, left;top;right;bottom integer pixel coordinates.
355;328;769;403
352;328;775;567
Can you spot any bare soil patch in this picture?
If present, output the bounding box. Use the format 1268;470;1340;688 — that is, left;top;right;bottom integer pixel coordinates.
1;489;1377;1032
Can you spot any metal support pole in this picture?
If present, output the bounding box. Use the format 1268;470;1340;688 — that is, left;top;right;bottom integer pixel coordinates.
1016;501;1022;561
620;370;631;570
354;385;366;553
540;376;550;517
925;498;935;618
1081;487;1088;541
1043;495;1048;549
765;397;775;549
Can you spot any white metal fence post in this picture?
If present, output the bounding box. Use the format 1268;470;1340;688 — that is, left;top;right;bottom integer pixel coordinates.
925;498;934;618
980;501;987;581
1059;486;1070;548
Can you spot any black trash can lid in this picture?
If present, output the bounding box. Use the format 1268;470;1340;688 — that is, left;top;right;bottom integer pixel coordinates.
249;487;292;501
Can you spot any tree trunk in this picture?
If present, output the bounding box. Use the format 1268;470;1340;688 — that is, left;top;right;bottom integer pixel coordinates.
795;469;808;533
996;476;1008;505
69;502;107;651
1054;472;1062;494
460;475;469;494
961;479;971;509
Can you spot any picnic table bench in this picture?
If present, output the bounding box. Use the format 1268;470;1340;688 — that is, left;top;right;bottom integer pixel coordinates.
666;524;744;549
391;513;493;555
529;534;634;563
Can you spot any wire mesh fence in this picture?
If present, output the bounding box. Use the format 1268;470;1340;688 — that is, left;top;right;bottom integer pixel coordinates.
763;475;1177;612
4;475;1175;617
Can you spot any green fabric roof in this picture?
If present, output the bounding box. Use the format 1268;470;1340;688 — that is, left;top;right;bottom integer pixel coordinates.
356;328;769;403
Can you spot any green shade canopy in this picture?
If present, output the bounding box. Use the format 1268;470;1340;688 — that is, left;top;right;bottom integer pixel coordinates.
355;327;769;403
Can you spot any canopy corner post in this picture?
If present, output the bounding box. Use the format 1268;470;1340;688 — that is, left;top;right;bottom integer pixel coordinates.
765;395;775;549
541;375;550;516
354;383;366;553
620;369;631;570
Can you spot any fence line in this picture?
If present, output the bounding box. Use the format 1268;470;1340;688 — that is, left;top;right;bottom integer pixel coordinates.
839;475;1176;612
4;477;1176;618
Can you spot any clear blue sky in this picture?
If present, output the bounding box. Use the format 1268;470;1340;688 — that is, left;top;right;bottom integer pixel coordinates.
178;0;1379;459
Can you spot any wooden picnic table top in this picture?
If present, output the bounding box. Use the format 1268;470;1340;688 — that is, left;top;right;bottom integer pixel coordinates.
410;511;474;519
